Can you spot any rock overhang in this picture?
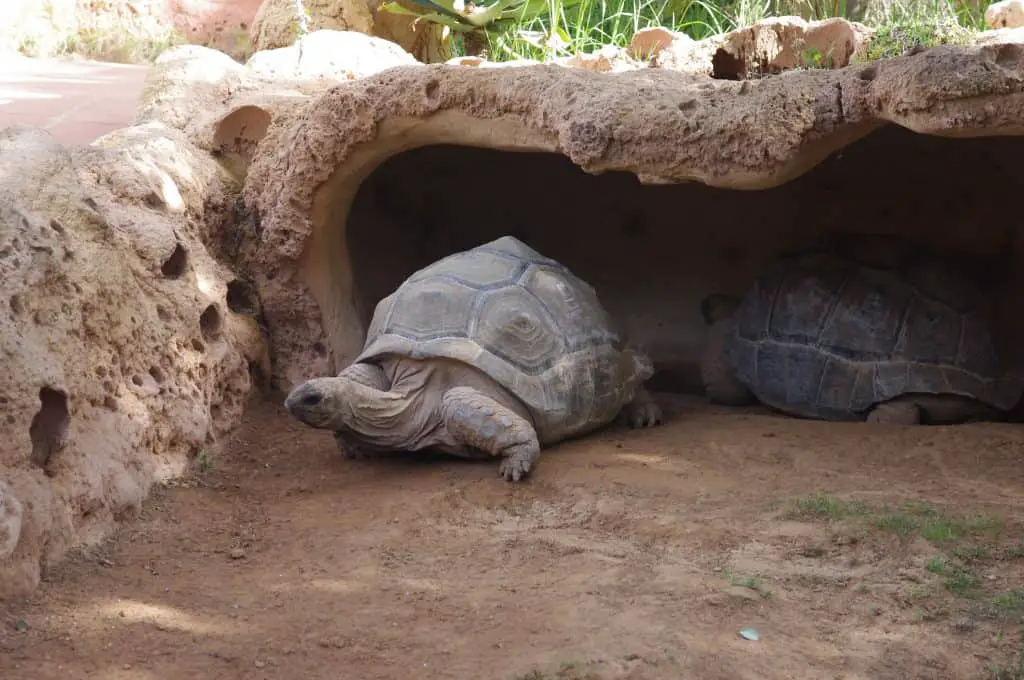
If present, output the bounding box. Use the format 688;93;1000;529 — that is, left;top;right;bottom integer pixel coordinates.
234;43;1024;390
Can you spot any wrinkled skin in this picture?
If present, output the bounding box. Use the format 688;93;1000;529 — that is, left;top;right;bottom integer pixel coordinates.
284;357;662;482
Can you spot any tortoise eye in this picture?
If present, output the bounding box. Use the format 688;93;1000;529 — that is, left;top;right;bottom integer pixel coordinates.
301;393;323;407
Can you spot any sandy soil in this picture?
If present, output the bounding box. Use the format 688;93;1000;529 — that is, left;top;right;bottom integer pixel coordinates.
4;393;1024;679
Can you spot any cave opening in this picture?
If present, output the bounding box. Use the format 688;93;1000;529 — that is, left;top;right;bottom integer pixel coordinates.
344;124;1024;410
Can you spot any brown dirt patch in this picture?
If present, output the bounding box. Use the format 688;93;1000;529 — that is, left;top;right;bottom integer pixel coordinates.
4;394;1024;679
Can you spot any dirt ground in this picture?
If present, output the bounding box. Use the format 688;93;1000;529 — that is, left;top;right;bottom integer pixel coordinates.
4;393;1024;679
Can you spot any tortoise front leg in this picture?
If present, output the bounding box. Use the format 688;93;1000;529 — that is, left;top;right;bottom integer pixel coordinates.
865;398;921;425
333;362;391;459
440;387;541;482
617;386;664;428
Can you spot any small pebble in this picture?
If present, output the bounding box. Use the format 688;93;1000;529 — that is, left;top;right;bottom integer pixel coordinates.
953;617;976;633
254;659;266;668
230;547;246;560
739;627;760;641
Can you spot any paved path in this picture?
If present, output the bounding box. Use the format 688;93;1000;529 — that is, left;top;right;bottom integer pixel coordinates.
0;55;150;145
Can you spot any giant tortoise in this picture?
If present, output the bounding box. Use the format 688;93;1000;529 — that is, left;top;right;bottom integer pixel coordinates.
285;235;663;481
699;249;1024;424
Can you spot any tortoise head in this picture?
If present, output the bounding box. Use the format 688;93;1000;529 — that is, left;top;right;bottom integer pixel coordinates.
284;377;349;430
284;372;413;447
699;293;741;326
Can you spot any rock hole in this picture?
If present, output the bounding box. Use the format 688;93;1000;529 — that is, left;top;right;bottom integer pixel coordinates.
160;243;188;279
995;44;1024;69
191;338;206;352
132;375;144;386
149;366;166;384
313;341;327;356
424;79;440;103
678;99;696;112
103;395;118;411
226;278;260;316
156;305;172;322
711;48;744;80
200;304;223;342
83;197;98;210
9;295;24;315
95;366;107;378
144;191;166;210
858;65;877;82
213;105;272;165
29;387;70;469
49;219;65;235
248;359;268;391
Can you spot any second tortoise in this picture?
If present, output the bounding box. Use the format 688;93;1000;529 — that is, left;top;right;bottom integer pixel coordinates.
699;250;1024;424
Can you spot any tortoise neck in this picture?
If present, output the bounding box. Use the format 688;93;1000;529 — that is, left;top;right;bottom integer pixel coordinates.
336;377;419;449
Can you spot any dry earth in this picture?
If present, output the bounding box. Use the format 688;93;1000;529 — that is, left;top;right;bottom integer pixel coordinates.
3;393;1024;679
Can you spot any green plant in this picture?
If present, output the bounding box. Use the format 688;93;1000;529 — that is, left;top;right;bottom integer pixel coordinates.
292;0;312;40
791;0;848;20
196;449;214;474
988;644;1024;680
723;569;773;598
381;0;736;62
787;493;867;520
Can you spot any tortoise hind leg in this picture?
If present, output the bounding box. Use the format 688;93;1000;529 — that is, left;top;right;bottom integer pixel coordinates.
440;387;541;482
868;394;1003;425
865;398;922;425
618;386;664;428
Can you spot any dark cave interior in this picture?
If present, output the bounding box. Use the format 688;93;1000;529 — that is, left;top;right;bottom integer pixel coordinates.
346;125;1024;396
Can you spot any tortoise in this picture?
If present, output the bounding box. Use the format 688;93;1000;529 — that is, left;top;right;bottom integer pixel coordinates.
699;247;1024;425
285;235;663;481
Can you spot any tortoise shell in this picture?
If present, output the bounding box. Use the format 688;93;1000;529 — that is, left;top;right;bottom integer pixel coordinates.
724;252;1024;420
356;236;653;442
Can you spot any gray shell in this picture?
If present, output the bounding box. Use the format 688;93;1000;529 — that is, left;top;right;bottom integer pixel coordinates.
356;236;653;443
725;252;1024;420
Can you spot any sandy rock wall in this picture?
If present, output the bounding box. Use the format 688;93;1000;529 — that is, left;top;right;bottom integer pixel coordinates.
2;0;263;58
250;0;449;64
238;41;1024;392
0;122;265;595
0;33;429;597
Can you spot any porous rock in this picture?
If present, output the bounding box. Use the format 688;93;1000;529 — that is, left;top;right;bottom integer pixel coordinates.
0;119;267;596
0;29;406;595
250;0;374;51
245;29;418;81
135;39;402;160
250;0;448;63
987;0;1024;29
628;16;873;78
238;41;1024;392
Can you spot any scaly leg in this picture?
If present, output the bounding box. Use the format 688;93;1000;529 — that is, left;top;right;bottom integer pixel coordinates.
617;386;664;428
865;398;921;425
333;362;391;459
440;387;541;482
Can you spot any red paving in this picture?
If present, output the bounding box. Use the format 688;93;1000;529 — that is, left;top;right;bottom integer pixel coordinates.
0;54;150;146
